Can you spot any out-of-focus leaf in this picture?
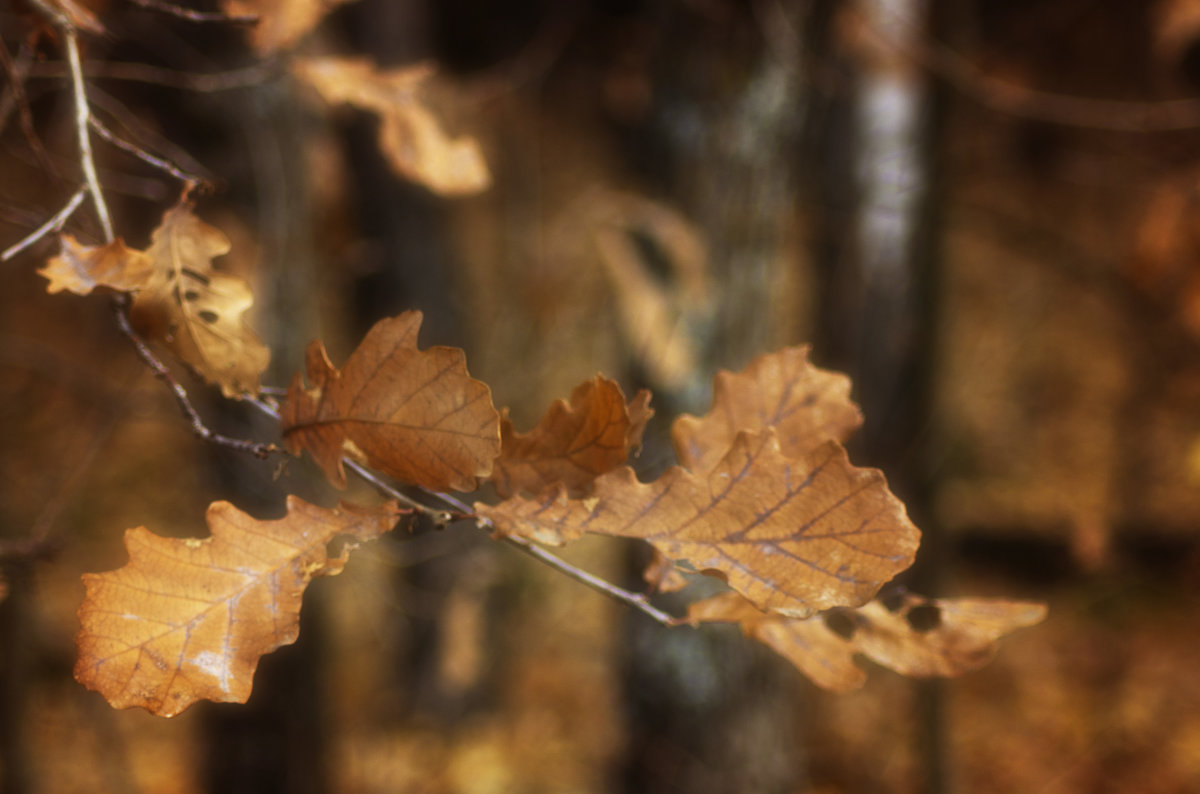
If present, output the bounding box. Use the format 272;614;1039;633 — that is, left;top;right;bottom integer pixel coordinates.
687;591;1047;691
292;56;490;196
489;375;653;498
281;311;501;492
40;203;270;398
672;346;863;475
39;236;155;295
220;0;353;54
478;430;920;618
74;497;402;716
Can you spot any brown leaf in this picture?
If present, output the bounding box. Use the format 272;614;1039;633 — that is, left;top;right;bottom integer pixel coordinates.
478;430;920;617
126;203;270;398
642;548;689;594
220;0;353;54
39;236;155;295
489;376;653;498
688;591;1047;691
74;497;401;716
281;311;501;492
673;346;863;474
292;57;490;196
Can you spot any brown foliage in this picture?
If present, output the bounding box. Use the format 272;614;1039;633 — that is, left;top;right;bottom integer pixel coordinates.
39;202;270;398
74;497;402;716
489;376;652;498
672;345;862;474
292;57;491;196
687;591;1046;691
221;0;352;54
479;431;920;618
281;311;501;492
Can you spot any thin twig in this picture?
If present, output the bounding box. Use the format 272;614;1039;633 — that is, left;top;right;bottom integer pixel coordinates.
112;298;277;458
127;0;258;24
60;26;113;242
0;36;56;177
89;116;204;186
1;187;87;262
28;60;276;93
498;533;676;626
243;395;676;624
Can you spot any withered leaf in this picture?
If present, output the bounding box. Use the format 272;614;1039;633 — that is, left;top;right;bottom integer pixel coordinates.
673;346;863;475
292;57;490;196
643;548;689;594
489;376;653;498
39;204;270;398
687;591;1047;691
127;203;269;399
221;0;353;54
478;430;920;617
74;497;401;717
39;236;155;295
281;311;501;492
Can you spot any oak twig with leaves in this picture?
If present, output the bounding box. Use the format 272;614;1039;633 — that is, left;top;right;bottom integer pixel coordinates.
9;0;1044;719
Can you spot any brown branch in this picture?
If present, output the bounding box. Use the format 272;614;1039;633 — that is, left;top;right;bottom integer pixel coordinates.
27;60;276;93
112;298;278;459
860;5;1200;132
242;397;676;625
1;187;87;262
0;36;56;177
127;0;258;24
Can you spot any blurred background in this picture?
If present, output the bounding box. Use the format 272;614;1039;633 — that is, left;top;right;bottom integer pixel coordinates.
3;0;1200;792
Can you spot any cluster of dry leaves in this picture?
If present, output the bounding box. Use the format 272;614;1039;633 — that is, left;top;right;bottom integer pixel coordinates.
21;0;1043;720
40;201;1043;716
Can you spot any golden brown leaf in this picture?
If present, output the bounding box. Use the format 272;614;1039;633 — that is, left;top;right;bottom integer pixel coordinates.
478;430;919;617
673;346;863;474
221;0;352;54
126;203;270;398
489;376;653;498
74;497;401;717
642;548;689;594
292;57;490;196
688;591;1047;691
281;311;501;492
39;236;155;295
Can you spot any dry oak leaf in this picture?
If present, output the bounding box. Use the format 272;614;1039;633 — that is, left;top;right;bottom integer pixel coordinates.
39;205;269;398
127;203;269;398
478;430;920;617
281;311;501;492
673;346;863;475
39;236;155;295
292;56;490;196
687;591;1046;691
489;376;653;498
74;497;402;717
220;0;353;54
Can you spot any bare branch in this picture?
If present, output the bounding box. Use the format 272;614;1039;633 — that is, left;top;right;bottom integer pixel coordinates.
127;0;258;24
28;60;276;93
244;394;676;624
89;116;206;186
112;298;278;459
1;187;87;262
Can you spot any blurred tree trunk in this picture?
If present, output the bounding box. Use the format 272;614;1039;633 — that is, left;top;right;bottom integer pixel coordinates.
809;0;947;792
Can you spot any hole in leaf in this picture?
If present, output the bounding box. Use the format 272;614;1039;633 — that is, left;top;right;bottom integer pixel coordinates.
823;609;857;640
198;310;219;324
906;604;941;633
183;290;200;301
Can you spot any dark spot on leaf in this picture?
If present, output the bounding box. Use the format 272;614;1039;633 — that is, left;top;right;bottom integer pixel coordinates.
183;290;200;301
823;609;857;640
906;604;941;633
879;590;907;613
198;310;219;324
